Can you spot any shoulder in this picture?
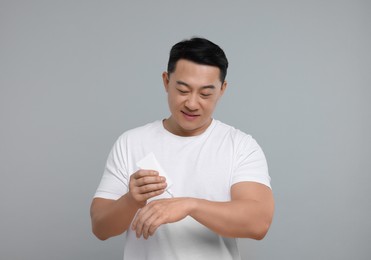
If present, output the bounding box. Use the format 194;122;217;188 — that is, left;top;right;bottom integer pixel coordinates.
213;120;253;143
115;120;162;144
212;120;263;155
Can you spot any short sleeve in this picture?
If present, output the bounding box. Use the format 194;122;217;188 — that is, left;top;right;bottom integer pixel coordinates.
94;134;130;200
231;134;271;189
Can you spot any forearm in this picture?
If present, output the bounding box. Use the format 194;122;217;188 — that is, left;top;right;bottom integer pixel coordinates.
91;170;168;240
90;194;140;240
189;198;273;240
131;183;274;240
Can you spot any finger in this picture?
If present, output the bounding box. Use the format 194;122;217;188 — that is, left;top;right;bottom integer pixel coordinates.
129;184;166;205
138;182;167;194
143;216;160;239
144;205;168;239
148;221;161;237
136;176;166;187
147;211;165;238
133;170;159;180
131;201;155;234
135;205;160;239
137;188;166;201
131;212;139;231
132;209;148;238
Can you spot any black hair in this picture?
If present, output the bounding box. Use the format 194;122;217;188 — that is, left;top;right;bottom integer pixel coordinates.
167;37;228;82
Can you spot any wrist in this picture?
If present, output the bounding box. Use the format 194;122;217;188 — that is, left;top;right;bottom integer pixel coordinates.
124;192;146;209
186;197;200;216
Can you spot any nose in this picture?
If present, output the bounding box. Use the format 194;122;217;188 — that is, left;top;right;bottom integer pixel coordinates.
184;93;199;111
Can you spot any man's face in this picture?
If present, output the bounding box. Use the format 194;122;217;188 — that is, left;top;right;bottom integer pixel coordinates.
162;59;227;136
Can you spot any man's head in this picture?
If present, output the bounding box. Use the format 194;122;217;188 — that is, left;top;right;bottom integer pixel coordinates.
167;37;228;83
162;37;229;137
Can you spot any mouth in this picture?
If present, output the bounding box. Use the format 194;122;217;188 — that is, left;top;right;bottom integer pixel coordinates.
181;111;200;119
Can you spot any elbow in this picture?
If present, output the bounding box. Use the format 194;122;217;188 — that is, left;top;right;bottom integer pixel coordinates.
92;224;109;241
251;226;269;240
91;216;111;241
250;202;274;240
95;234;109;241
251;220;272;240
91;218;127;241
90;208;112;241
95;234;108;241
240;219;271;240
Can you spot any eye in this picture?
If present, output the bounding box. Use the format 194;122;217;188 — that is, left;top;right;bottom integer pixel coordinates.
177;89;189;94
200;93;212;98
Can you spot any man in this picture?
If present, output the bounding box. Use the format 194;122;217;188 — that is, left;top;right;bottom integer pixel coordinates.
90;37;274;260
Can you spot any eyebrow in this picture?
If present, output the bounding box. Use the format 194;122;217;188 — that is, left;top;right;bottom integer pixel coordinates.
176;80;216;90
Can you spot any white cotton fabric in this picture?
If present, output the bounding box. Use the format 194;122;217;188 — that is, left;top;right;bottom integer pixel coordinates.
94;119;271;260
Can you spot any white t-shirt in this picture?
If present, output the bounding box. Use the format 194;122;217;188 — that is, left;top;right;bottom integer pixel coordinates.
94;119;271;260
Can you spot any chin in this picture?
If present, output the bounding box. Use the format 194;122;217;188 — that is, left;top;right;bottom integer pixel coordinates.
180;122;209;134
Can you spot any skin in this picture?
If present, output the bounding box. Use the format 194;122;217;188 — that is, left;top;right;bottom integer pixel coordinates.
90;59;274;241
90;170;167;240
162;59;227;136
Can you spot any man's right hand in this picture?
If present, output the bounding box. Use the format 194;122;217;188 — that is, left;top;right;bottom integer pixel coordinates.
90;170;167;240
128;170;167;208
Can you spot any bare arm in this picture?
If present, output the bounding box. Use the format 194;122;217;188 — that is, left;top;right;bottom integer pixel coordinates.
90;170;167;240
132;182;274;240
90;195;139;240
190;182;274;239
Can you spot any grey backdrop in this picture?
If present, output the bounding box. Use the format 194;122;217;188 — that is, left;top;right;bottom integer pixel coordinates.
1;1;370;259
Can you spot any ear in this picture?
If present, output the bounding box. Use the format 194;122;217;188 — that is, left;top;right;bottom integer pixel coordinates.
162;72;169;92
219;81;227;97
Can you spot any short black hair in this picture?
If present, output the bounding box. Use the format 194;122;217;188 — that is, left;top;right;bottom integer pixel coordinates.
167;37;228;83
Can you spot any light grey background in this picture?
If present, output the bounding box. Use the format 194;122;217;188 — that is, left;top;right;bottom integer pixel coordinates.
1;1;370;259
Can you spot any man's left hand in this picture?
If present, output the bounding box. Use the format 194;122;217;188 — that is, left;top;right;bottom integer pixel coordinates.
131;198;194;239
